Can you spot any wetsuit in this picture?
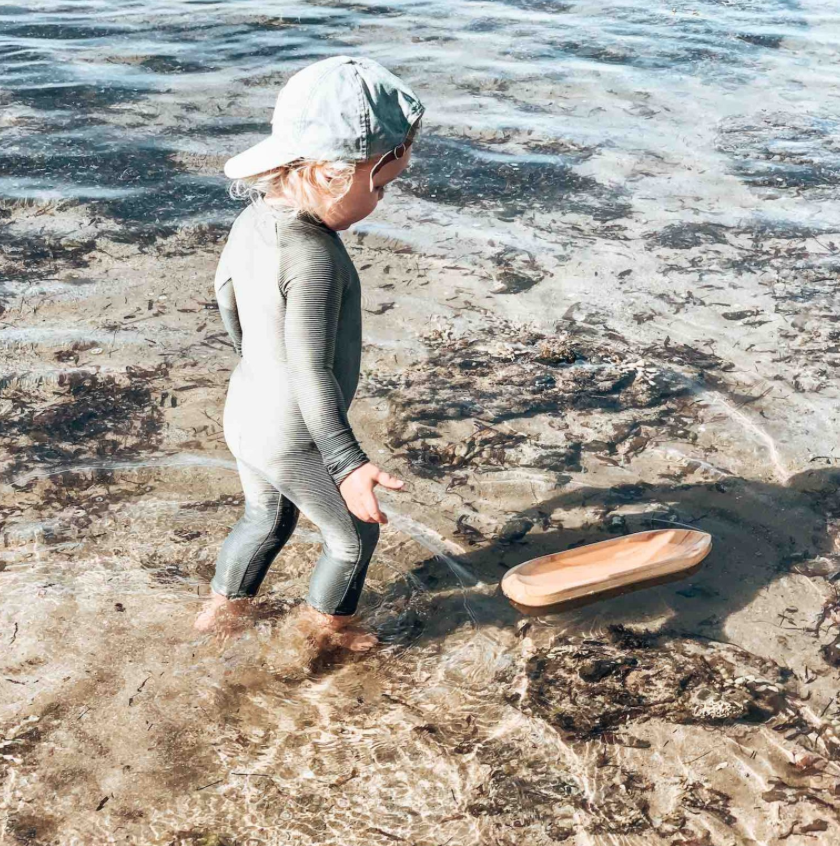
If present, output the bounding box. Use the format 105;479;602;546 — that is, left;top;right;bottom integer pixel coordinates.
209;199;378;615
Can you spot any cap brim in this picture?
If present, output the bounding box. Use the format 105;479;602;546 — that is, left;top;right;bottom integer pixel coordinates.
223;134;301;179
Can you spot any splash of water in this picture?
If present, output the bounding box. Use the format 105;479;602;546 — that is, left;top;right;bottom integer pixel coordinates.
378;500;485;627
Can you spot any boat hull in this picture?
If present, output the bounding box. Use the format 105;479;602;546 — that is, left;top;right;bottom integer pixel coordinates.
501;528;712;610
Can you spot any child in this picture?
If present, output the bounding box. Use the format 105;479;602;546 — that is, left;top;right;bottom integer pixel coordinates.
194;56;425;651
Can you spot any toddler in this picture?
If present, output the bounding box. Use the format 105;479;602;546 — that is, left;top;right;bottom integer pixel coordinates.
194;56;425;652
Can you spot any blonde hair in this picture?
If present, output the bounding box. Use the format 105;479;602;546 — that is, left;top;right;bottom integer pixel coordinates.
228;158;360;220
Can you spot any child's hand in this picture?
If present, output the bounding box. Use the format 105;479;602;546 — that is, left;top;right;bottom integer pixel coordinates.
339;462;404;524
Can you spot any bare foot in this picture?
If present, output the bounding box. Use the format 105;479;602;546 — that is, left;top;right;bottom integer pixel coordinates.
193;589;254;635
294;604;378;653
335;625;378;653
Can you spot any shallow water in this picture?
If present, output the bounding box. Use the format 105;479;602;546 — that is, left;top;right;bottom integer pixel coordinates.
2;0;839;234
2;2;840;844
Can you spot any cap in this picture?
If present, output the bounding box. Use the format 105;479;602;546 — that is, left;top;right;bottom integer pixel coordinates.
223;55;425;180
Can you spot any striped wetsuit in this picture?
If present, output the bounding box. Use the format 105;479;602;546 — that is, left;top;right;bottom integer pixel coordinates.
209;199;378;615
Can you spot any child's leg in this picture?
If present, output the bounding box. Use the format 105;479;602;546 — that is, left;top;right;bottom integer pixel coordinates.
199;453;379;649
210;459;300;599
307;510;379;616
271;453;380;617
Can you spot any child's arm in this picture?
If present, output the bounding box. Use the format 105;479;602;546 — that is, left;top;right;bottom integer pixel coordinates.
214;246;243;355
282;256;370;488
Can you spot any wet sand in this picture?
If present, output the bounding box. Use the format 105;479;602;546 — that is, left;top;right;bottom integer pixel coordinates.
3;0;840;842
1;192;839;844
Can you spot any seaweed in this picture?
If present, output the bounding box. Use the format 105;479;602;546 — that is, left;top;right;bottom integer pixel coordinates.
717;111;840;195
0;231;98;282
373;315;719;478
1;367;167;481
646;222;732;250
399;134;632;223
503;631;791;740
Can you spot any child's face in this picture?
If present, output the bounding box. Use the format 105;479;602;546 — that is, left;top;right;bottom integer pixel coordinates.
320;145;413;231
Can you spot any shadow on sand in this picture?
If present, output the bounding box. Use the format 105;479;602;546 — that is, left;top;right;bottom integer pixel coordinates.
380;466;840;648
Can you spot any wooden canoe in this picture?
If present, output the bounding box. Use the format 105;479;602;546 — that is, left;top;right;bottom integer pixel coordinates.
501;528;712;610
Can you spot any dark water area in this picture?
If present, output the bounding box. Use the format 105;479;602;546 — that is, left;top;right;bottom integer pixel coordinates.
1;0;837;239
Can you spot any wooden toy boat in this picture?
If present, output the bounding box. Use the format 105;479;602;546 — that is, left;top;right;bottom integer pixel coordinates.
501;528;712;610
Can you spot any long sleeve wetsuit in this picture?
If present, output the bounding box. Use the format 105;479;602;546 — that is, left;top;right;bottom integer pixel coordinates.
209;201;378;615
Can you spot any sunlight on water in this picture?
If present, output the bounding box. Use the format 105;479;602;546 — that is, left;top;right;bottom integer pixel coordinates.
3;1;840;843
